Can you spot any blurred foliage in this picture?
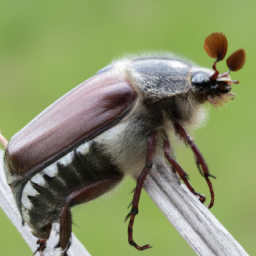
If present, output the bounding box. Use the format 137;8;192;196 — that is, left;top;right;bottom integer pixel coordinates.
0;0;255;255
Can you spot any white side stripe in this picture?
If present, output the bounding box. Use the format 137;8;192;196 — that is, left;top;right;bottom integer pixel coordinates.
77;142;91;156
21;181;39;210
31;172;46;187
44;163;58;178
58;151;74;166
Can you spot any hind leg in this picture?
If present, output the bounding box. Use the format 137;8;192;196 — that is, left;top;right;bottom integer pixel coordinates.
33;222;52;255
56;177;123;253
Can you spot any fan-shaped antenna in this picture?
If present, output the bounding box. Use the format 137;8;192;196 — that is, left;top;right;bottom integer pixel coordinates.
204;32;228;69
204;32;228;81
226;49;246;72
218;49;246;80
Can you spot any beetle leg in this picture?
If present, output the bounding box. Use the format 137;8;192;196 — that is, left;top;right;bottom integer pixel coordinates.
33;239;47;256
194;154;216;179
56;202;72;253
33;222;52;256
164;140;205;203
194;155;204;177
127;200;133;209
56;177;123;252
174;123;215;208
125;131;157;251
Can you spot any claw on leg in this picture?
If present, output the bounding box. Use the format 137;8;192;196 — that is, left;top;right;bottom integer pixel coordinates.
33;239;47;256
127;212;152;250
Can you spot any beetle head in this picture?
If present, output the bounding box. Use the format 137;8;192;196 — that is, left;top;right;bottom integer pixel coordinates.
191;32;246;107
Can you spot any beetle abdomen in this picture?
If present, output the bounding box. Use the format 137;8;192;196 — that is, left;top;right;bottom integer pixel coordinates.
20;140;123;238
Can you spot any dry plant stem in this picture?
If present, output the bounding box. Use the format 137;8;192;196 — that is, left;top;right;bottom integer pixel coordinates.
0;150;91;256
0;134;7;149
142;161;249;256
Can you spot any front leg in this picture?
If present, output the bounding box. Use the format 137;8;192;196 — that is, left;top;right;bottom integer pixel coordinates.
174;123;215;208
125;131;157;251
164;140;206;204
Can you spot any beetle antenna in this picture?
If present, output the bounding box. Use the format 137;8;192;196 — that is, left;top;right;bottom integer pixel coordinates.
203;32;228;81
226;49;246;72
218;70;231;78
218;49;246;79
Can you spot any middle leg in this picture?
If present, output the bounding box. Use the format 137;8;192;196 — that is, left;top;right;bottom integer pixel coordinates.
125;131;157;251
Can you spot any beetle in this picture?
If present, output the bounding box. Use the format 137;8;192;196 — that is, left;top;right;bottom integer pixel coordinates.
0;32;245;255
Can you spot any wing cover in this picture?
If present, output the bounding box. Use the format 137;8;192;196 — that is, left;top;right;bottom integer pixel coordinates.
6;71;136;176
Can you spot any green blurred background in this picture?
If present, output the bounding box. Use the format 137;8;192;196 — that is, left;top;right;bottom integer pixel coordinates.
0;0;255;255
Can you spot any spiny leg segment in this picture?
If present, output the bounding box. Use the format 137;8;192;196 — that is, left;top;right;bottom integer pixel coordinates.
164;140;206;203
174;123;215;208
